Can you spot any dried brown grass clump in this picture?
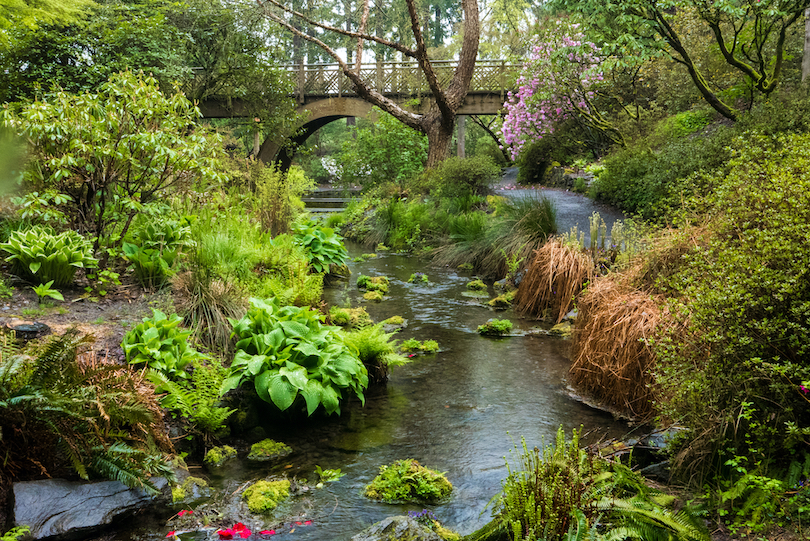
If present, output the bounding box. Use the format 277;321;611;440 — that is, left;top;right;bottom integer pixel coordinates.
568;276;663;419
515;238;595;323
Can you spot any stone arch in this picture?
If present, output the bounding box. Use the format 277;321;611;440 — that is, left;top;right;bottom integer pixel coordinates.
257;97;374;168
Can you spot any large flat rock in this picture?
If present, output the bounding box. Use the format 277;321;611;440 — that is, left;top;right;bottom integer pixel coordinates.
14;477;167;540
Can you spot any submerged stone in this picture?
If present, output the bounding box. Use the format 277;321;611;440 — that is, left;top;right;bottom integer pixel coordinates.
351;515;442;541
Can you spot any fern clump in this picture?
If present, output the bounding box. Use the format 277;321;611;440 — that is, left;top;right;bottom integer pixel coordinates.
493;426;708;541
341;324;409;383
0;329;174;493
148;359;235;438
243;479;291;513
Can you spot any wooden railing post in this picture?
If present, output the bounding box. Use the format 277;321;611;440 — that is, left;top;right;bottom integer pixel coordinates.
297;59;305;104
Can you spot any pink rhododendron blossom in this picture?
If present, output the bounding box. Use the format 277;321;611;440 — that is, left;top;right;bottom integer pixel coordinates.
502;19;604;161
166;532;176;538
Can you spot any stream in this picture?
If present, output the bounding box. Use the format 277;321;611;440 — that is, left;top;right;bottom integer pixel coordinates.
124;188;629;541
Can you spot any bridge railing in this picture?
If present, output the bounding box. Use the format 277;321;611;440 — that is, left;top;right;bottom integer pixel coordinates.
282;60;518;101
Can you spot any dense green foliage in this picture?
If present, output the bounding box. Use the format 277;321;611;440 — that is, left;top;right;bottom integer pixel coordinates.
222;298;368;416
335;108;428;190
412;155;501;199
123;216;192;289
0;224;97;286
291;219;349;274
364;459;453;503
654;132;810;486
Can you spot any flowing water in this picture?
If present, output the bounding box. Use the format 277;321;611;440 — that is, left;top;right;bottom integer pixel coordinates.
123;188;629;541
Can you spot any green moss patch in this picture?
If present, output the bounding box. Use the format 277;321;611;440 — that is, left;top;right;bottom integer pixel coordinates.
364;459;453;503
204;445;237;467
477;319;513;336
247;439;292;461
242;479;291;513
383;315;405;326
400;338;439;353
172;476;209;503
363;290;384;302
466;279;486;291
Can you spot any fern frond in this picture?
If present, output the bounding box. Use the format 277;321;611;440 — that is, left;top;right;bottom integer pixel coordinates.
90;442;165;494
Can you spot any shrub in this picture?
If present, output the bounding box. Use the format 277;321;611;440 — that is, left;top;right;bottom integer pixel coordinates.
122;309;206;381
222;298;368;416
3;71;222;247
0;225;97;286
516;139;554;185
364;459;452;503
654;132;810;483
411;155;500;199
256;164;314;235
477;319;513;336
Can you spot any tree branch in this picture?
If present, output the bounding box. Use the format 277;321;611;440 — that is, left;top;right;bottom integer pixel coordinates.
405;0;452;118
258;5;424;130
258;0;417;59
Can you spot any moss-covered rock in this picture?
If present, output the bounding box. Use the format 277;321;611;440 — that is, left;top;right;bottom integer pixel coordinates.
364;290;384;302
399;338;439;353
383;315;405;326
247;439;292;461
172;476;210;503
204;445;237;467
457;263;474;272
549;321;573;338
477;319;513;336
242;479;291;513
487;290;516;310
358;274;389;294
466;279;486;291
364;459;452;503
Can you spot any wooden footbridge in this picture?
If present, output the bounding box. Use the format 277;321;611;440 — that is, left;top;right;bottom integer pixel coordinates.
198;60;518;165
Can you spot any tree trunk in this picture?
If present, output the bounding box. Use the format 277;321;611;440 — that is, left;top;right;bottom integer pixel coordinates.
803;8;810;82
456;115;466;158
425;113;454;168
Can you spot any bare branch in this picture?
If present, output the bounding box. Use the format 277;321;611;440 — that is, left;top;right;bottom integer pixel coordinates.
405;0;452;117
258;5;424;130
258;0;417;59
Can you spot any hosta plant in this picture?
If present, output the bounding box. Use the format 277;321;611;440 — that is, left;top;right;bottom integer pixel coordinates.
0;225;97;286
222;298;368;416
122;309;206;380
291;219;349;274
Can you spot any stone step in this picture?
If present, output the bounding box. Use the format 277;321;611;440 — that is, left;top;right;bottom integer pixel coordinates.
306;207;344;213
301;197;351;204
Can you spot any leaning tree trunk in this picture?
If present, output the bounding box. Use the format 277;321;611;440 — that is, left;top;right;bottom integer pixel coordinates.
423;111;455;168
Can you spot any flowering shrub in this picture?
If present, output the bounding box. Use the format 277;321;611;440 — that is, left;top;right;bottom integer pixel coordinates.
502;19;605;161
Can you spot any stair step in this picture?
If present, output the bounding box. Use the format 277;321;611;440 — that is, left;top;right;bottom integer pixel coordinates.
306;207;344;213
301;198;352;204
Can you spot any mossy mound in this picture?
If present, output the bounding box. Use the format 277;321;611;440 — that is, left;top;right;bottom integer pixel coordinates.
477;319;513;336
357;274;390;294
204;445;237;467
364;459;453;503
247;439;292;461
457;263;474;272
400;338;439;353
242;479;291;513
466;279;487;291
487;290;516;310
330;307;351;326
172;476;210;503
383;315;405;325
407;272;430;284
364;290;384;302
549;320;573;338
